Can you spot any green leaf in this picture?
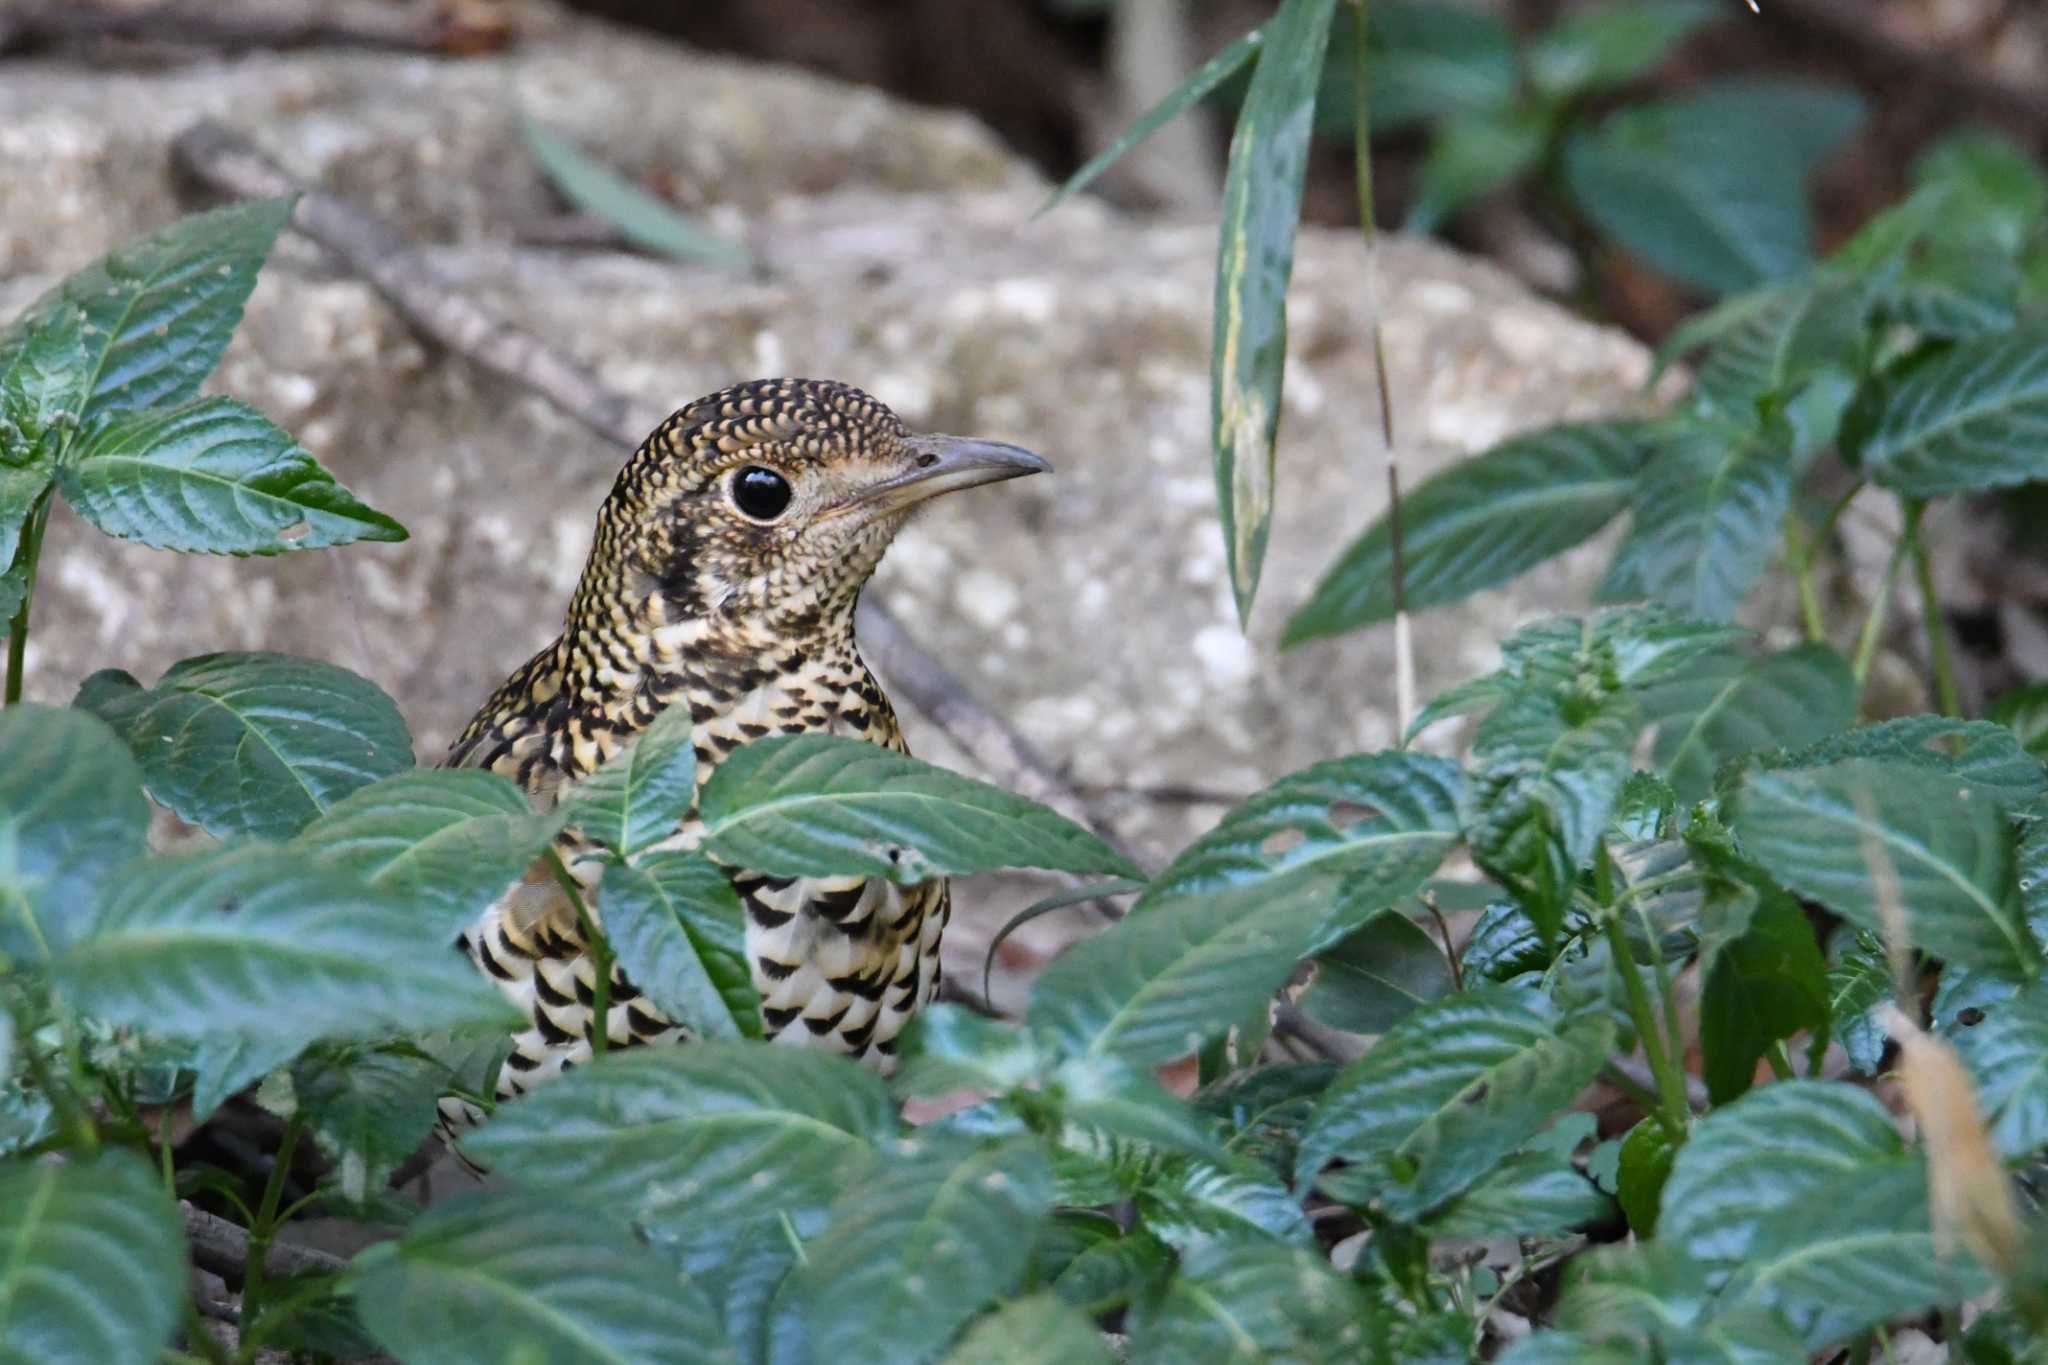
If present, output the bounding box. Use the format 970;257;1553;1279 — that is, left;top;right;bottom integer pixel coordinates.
1546;1242;1811;1364
1659;1079;1903;1279
51;845;516;1045
1211;0;1338;623
1053;1055;1230;1165
1043;29;1263;215
1425;1115;1613;1239
1285;421;1650;643
1824;927;1890;1075
1300;911;1453;1035
893;1004;1044;1098
1883;243;2021;341
1564;83;1862;294
697;733;1138;883
292;1044;447;1203
1598;419;1793;623
795;1132;1053;1363
519;114;752;271
1775;715;2047;809
561;704;698;857
1126;1238;1387;1364
1954;984;2048;1158
347;1191;734;1365
1726;757;2036;974
1028;877;1341;1070
1052;1231;1174;1317
1690;275;1868;424
0;196;294;418
1912;129;2048;256
459;1042;895;1269
600;851;759;1042
1641;644;1854;804
1135;1154;1310;1248
945;1296;1113;1365
294;767;559;938
0;705;149;965
1726;1157;1987;1349
188;1032;305;1123
1528;0;1717;98
58;397;405;554
76;651;413;841
0;1148;185;1365
1461;901;1551;982
1405;104;1550;232
1298;986;1612;1221
1615;1118;1676;1237
1465;688;1640;943
1697;885;1828;1103
1993;685;2048;760
1846;322;2048;497
1359;0;1517;133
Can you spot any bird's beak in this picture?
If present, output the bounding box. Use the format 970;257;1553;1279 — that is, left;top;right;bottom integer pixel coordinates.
846;435;1051;513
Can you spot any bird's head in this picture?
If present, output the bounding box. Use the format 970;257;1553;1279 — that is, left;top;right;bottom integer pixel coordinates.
582;378;1048;653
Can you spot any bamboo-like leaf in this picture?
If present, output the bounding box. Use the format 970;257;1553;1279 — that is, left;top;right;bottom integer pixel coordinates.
520;114;752;271
1211;0;1339;624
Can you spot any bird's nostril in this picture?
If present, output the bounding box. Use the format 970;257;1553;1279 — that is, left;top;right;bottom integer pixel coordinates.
915;452;940;468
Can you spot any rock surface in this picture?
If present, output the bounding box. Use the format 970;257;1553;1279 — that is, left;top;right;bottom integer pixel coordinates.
1;10;1659;1004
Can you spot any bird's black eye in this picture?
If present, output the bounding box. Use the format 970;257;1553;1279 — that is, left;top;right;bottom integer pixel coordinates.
731;466;793;521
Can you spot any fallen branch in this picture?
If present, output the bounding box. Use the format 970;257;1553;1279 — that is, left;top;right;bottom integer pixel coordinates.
0;0;507;57
168;119;1120;850
183;1203;346;1287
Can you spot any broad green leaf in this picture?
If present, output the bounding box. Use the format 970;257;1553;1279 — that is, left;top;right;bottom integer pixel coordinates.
188;1032;306;1122
1641;644;1854;803
946;1295;1112;1365
0;705;148;964
1028;876;1341;1069
1464;687;1640;943
58;397;405;554
292;1045;447;1203
1126;1238;1387;1364
561;704;697;857
1052;1231;1175;1317
795;1132;1052;1363
295;768;560;940
1300;911;1453;1035
1135;1154;1310;1248
1912;129;2048;256
600;851;759;1041
1357;0;1517;133
1690;275;1867;423
1527;0;1716;98
347;1191;733;1365
1141;751;1463;923
1845;322;2048;496
1726;757;2036;974
1460;901;1552;982
51;846;516;1045
460;1043;894;1269
0;467;50;607
697;733;1138;883
1615;1118;1676;1237
1285;421;1650;643
1659;1079;1903;1278
520;115;752;271
1425;1116;1613;1239
1211;0;1338;623
893;1004;1044;1098
0;196;293;417
1824;927;1890;1075
1053;1055;1230;1165
1564;83;1862;294
1727;1157;1987;1349
1697;884;1828;1104
1598;419;1793;623
1547;1242;1810;1364
1955;984;2048;1158
0;1148;184;1365
1298;986;1612;1221
1194;1061;1335;1179
1774;715;2048;808
1405;104;1550;232
1043;29;1263;214
1991;683;2048;760
1883;243;2021;340
76;651;413;841
0;302;88;461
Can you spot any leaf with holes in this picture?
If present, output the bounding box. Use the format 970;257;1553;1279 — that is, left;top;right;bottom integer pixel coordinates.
1211;0;1338;623
1125;1237;1388;1364
600;851;759;1042
0;196;293;418
76;651;413;841
460;1042;895;1272
1844;322;2048;496
698;733;1138;883
1285;421;1651;643
1954;984;2048;1159
1726;757;2035;975
1299;911;1454;1035
347;1191;733;1365
59;398;405;554
1640;644;1854;803
1770;715;2047;809
51;845;516;1047
1598;419;1793;623
0;1148;185;1365
562;704;699;857
1298;986;1613;1221
0;705;149;965
295;768;561;941
794;1131;1053;1362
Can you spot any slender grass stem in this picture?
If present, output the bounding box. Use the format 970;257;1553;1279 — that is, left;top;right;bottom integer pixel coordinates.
1783;511;1826;644
1850;505;1918;694
240;1120;301;1330
1905;500;1962;717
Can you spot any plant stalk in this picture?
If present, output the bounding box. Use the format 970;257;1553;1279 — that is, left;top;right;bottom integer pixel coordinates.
1604;911;1689;1141
547;849;611;1055
240;1119;301;1329
3;490;52;707
1905;499;1962;717
1782;511;1826;644
1849;506;1917;693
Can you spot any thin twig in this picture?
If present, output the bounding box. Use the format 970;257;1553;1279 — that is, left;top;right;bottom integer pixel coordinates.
167;119;1130;858
183;1204;345;1287
0;0;501;56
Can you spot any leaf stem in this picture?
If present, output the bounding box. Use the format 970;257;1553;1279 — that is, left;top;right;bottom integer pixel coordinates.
241;1119;301;1329
1421;889;1463;992
1905;500;1962;717
3;489;52;706
1849;505;1917;694
1603;910;1688;1141
1782;511;1826;645
546;848;611;1056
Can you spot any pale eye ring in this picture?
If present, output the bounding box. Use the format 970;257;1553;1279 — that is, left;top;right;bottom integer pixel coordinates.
731;465;793;521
